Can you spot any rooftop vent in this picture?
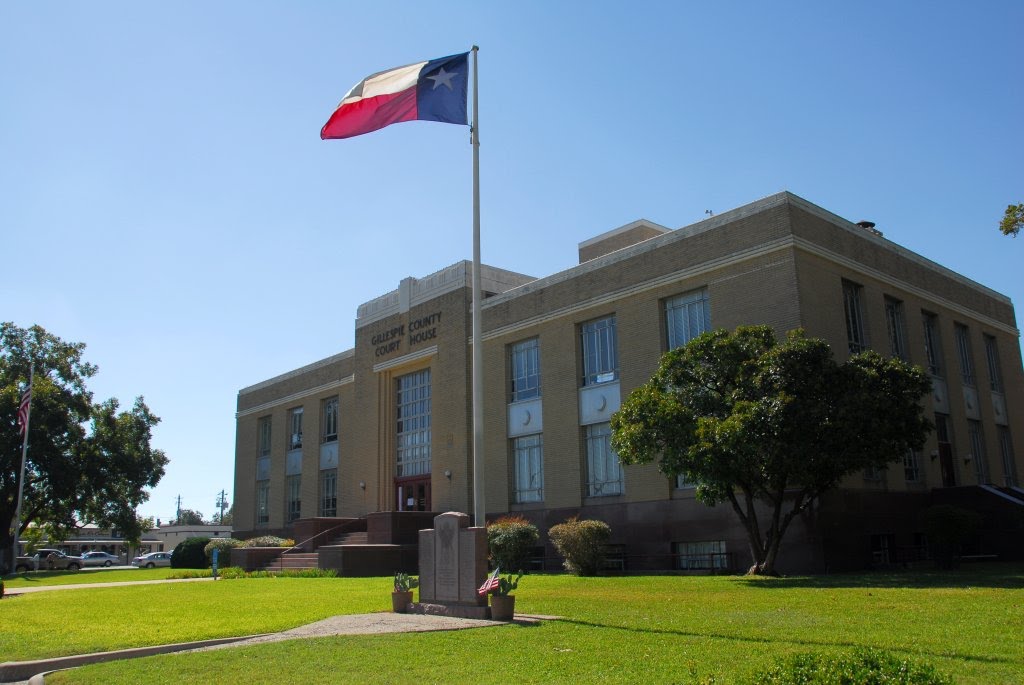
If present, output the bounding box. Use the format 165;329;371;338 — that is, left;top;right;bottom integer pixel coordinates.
855;220;883;237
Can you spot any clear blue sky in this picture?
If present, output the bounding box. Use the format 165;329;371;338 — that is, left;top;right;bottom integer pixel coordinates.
3;2;1021;524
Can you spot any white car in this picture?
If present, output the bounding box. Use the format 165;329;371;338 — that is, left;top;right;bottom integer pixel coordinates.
81;551;121;567
131;552;173;568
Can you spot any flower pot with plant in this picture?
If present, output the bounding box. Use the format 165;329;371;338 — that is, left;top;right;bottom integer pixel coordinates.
392;572;418;613
485;571;522;621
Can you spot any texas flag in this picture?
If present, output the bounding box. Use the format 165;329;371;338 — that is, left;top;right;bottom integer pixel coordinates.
321;52;469;140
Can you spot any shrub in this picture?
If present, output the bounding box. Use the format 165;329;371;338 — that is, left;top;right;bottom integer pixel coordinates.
921;505;982;569
548;517;611;576
487;515;539;573
751;648;953;684
204;538;243;567
171;537;211;569
240;535;295;548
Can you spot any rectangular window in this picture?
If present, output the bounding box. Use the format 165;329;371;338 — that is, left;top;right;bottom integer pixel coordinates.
288;408;303;450
984;335;1003;392
666;288;711;349
842;280;867;354
581;316;619;385
286;474;301;522
322;397;338;443
512;434;544;503
585;422;623;496
320;469;337;517
256;480;269;525
675;474;696;489
903;449;921;483
864;464;884;482
998;427;1018;487
884;297;907;360
675;540;727;570
954;324;975;387
396;369;431;477
967;420;989;484
509;338;541;402
258;417;272;458
922;312;943;377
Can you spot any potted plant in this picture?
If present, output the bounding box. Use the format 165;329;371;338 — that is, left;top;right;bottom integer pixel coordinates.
488;571;523;621
392;572;418;613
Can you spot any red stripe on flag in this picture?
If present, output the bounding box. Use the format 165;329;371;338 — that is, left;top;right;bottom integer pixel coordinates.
320;89;418;140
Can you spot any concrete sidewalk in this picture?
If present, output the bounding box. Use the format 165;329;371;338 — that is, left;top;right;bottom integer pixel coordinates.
3;576;214;595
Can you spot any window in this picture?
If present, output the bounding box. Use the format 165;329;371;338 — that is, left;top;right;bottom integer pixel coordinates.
256;480;269;525
666;288;710;349
903;449;921;483
998;427;1018;487
322;397;338;443
288;408;303;450
581;316;618;385
922;312;943;377
967;420;989;484
286;474;301;522
512;434;543;503
984;335;1003;392
842;280;867;353
675;474;696;489
884;297;907;360
320;469;337;517
258;417;272;458
864;464;884;482
396;369;431;477
676;541;727;570
509;338;541;402
954;324;975;387
585;422;622;496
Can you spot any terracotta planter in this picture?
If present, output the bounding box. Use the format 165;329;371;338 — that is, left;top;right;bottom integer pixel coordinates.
392;590;413;613
490;594;516;621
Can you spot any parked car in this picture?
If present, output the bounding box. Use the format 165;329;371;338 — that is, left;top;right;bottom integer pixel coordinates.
131;552;173;568
14;549;84;572
81;551;121;567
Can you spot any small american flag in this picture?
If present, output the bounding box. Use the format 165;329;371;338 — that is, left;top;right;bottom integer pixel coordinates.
16;385;31;437
477;567;500;596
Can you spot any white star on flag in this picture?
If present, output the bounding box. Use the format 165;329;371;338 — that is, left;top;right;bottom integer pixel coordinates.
427;66;457;90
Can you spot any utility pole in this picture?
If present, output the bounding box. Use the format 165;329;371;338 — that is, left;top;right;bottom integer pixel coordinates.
215;490;228;524
175;495;182;524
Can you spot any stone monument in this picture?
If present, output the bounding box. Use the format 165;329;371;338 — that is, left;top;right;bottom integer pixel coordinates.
413;511;489;618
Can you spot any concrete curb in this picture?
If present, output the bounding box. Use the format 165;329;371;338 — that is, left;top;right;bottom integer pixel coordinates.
0;634;271;683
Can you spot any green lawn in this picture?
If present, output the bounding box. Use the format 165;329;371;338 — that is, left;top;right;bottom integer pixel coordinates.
1;566;1020;684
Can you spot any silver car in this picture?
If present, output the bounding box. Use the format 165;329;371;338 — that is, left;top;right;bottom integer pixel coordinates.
131;552;172;568
81;551;121;567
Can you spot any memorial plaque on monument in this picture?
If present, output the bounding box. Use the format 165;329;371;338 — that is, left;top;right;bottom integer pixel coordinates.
418;527;435;601
434;512;463;601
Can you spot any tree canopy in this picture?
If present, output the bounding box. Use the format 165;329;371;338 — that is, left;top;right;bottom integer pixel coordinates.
171;508;205;526
611;325;932;575
999;203;1022;237
2;323;168;569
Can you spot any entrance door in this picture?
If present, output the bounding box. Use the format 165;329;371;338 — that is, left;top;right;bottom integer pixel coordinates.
395;477;431;512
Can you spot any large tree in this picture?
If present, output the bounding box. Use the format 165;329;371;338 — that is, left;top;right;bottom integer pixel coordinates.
611;326;932;575
2;323;168;569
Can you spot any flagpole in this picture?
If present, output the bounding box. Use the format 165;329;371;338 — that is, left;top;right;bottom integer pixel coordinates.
470;45;485;527
10;362;33;573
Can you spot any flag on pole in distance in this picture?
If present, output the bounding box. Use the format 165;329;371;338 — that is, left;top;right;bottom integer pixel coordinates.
16;385;31;437
477;567;500;596
321;52;469;140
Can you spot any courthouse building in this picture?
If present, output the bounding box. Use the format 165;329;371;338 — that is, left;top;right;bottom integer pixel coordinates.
233;191;1024;574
